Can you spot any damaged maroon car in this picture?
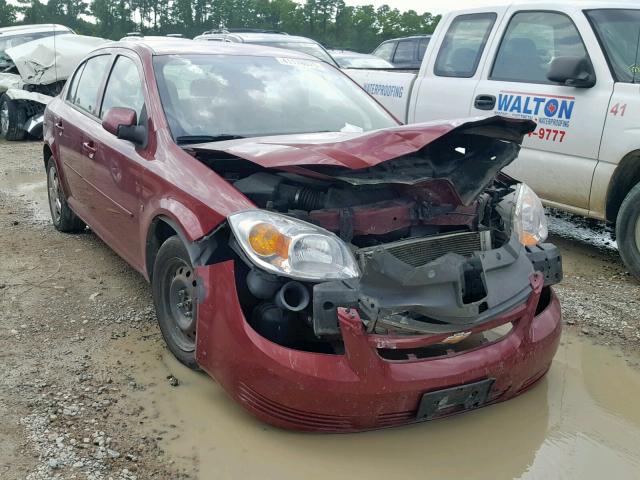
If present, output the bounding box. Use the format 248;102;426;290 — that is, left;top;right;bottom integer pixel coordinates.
43;40;562;432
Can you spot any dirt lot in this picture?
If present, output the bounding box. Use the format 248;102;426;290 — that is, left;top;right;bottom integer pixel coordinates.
2;140;640;480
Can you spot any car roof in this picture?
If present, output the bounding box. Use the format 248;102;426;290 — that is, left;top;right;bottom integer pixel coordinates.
330;50;379;59
203;32;322;44
379;35;431;44
97;39;326;60
0;24;72;36
451;0;637;14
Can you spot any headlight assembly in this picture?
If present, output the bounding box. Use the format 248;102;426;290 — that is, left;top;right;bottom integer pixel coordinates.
511;183;548;246
228;210;360;281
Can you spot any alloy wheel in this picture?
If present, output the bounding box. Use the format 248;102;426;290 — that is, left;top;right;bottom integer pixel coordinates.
47;165;62;225
0;100;8;136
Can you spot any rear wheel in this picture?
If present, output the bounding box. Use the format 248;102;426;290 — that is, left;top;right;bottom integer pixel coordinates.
0;94;27;141
152;236;199;369
616;182;640;279
46;158;85;233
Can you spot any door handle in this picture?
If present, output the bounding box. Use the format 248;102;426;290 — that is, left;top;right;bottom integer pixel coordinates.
474;95;496;111
54;120;64;135
82;141;97;159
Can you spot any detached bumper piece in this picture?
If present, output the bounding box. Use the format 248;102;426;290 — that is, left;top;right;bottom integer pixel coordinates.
195;262;562;432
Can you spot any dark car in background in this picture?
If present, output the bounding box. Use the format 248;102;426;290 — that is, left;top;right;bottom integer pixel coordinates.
372;35;431;69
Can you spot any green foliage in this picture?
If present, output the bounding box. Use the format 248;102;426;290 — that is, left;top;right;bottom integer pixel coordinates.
7;0;440;53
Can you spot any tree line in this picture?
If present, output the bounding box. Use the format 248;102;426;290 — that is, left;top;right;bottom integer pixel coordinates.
0;0;440;53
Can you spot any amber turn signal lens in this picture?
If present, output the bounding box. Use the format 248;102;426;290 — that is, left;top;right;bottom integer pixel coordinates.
520;232;538;247
248;223;290;258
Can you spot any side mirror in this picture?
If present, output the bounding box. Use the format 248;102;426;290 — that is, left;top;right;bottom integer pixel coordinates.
547;56;596;88
102;107;147;147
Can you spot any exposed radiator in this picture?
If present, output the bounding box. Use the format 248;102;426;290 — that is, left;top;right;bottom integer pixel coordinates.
357;231;491;268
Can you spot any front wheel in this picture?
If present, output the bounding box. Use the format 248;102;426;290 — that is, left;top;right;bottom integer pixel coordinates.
616;182;640;279
152;236;200;369
0;94;26;141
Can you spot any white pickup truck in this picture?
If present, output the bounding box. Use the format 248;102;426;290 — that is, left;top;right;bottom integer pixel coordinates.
348;1;640;278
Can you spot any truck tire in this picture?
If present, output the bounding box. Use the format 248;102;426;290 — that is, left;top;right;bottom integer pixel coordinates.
0;94;27;141
152;236;200;370
616;182;640;279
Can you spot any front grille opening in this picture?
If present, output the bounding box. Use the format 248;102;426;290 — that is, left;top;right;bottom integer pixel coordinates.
357;230;491;269
377;322;514;361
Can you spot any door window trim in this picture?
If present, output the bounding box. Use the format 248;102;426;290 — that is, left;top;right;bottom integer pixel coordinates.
434;12;498;78
64;53;114;122
98;52;148;122
488;9;595;86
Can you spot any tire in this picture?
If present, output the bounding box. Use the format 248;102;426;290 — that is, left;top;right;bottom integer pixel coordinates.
616;182;640;279
152;236;200;370
0;94;27;141
46;158;86;233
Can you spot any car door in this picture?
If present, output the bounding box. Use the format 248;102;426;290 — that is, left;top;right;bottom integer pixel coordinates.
57;54;112;217
392;39;418;69
411;11;502;124
373;41;397;65
470;9;613;212
81;53;148;270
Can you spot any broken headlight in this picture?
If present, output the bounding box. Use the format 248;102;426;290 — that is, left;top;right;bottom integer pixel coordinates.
512;183;548;246
228;210;360;281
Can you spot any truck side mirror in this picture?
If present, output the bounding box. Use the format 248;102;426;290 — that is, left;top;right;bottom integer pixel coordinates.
547;56;596;88
102;107;147;147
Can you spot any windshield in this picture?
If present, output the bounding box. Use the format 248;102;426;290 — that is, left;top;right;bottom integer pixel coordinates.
586;9;640;83
253;41;337;66
338;56;394;69
154;54;397;141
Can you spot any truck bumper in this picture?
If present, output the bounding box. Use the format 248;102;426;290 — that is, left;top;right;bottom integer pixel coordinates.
195;263;561;432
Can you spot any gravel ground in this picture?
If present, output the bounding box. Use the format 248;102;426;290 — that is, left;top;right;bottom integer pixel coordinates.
1;140;639;479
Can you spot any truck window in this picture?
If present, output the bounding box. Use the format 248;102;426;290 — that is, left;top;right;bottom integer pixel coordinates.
434;13;497;78
373;42;395;62
586;9;640;83
394;40;416;64
491;11;587;84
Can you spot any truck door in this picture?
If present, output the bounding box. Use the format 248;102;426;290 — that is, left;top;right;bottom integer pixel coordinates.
411;11;502;123
470;9;613;212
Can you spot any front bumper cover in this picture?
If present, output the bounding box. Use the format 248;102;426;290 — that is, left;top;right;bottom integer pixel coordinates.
195;261;562;432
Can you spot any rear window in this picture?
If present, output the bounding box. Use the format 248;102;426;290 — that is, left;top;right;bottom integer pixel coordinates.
586;9;640;83
434;13;497;78
393;40;416;64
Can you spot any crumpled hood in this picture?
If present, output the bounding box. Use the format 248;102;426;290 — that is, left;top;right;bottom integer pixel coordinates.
190;116;535;170
6;34;110;85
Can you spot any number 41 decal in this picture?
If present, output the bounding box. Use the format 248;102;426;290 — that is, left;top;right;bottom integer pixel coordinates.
610;103;627;116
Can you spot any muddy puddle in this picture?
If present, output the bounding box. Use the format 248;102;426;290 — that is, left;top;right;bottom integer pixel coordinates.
104;332;640;480
547;210;618;255
0;170;49;221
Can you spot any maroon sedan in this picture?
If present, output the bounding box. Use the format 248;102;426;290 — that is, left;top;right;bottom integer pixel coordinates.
43;40;562;432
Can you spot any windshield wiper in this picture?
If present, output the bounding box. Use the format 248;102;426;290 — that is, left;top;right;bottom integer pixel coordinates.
176;134;246;145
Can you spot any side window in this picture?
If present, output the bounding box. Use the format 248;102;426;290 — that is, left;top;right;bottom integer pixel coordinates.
66;62;86;104
491;11;588;84
100;56;145;121
394;40;417;64
373;42;395;62
434;13;497;78
418;38;430;61
68;55;111;116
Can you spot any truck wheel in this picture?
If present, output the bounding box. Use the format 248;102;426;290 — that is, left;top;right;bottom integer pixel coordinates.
152;236;200;370
616;182;640;279
0;94;27;141
46;158;86;233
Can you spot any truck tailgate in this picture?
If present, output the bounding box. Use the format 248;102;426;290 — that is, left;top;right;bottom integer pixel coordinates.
344;69;417;123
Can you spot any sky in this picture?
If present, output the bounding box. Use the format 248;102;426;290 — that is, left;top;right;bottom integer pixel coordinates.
342;0;510;14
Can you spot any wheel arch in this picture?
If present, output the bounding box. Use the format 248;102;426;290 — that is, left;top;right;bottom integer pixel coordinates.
605;150;640;223
144;213;229;281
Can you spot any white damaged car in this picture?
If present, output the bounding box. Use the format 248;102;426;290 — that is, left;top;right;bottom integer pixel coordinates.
0;30;108;140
